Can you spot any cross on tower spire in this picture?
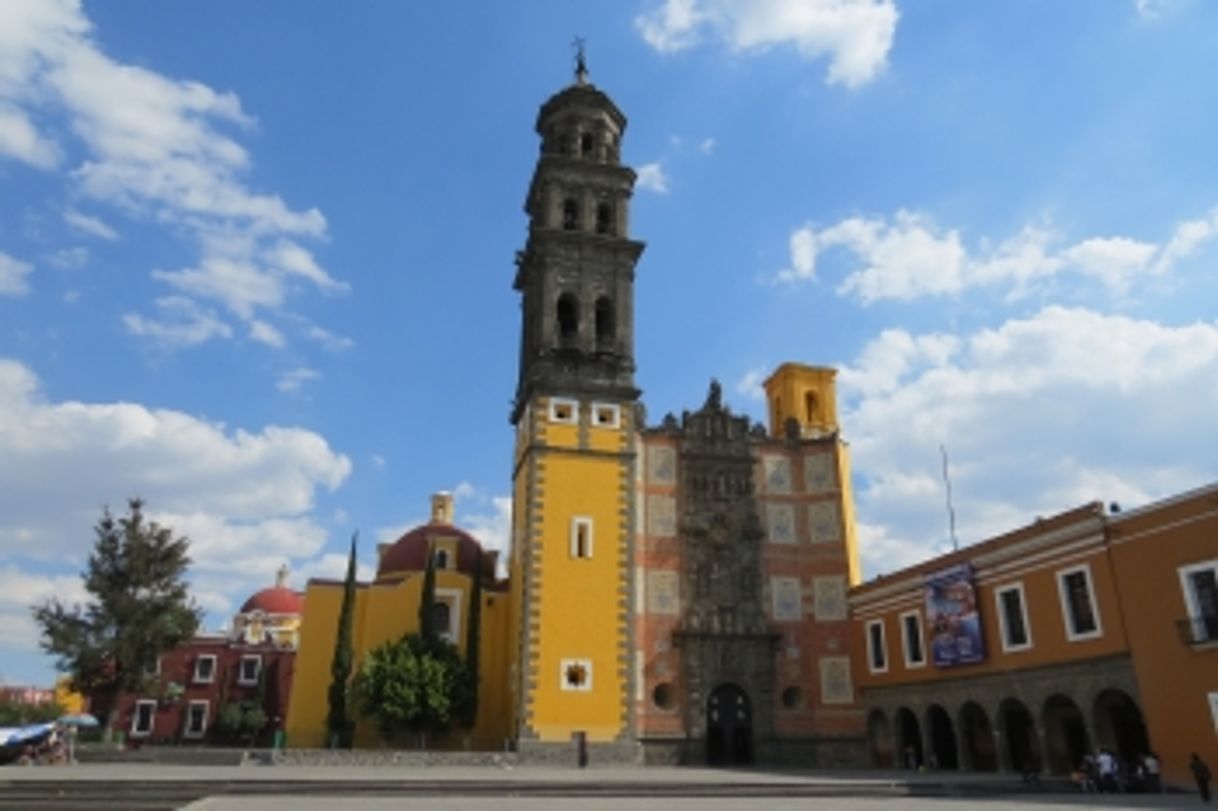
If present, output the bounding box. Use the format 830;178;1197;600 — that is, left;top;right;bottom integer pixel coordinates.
572;36;588;85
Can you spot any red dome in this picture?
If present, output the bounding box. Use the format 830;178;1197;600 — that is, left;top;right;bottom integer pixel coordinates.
376;523;489;579
240;586;304;615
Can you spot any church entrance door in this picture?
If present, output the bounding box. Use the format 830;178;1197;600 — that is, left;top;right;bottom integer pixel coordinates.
706;683;753;765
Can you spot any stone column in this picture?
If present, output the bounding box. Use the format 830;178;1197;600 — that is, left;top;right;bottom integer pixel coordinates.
1035;725;1049;774
995;727;1012;774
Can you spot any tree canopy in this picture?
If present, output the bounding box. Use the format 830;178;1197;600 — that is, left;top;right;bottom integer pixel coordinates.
353;633;472;745
30;498;201;728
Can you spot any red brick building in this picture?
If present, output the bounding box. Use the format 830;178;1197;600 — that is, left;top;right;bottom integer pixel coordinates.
111;575;302;744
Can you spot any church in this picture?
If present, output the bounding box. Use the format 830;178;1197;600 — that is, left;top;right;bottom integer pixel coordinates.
285;60;867;766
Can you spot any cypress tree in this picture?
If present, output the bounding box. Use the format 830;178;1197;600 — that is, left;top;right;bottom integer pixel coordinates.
418;540;438;645
459;547;483;730
326;532;358;747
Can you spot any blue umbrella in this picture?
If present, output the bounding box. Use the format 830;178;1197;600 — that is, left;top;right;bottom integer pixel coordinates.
58;713;99;728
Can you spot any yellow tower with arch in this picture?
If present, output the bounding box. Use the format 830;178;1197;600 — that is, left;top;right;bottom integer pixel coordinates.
764;363;863;586
506;61;643;755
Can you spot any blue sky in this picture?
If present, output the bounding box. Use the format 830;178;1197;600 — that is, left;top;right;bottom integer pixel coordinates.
3;0;1217;686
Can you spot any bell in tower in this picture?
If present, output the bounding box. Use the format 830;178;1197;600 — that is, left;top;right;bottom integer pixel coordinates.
511;50;646;423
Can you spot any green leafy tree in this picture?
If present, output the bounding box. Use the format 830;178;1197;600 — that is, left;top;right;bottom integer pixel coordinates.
0;699;64;726
458;547;482;731
326;532;358;748
31;499;201;734
418;541;438;645
214;701;267;744
353;634;471;746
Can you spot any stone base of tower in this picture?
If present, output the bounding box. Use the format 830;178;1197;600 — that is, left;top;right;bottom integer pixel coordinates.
516;738;643;766
639;735;869;768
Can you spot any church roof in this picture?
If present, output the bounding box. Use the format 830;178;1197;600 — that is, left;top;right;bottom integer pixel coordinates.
376;522;489;579
240;586;304;615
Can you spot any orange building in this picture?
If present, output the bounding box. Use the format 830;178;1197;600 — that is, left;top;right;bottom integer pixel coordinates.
848;482;1218;787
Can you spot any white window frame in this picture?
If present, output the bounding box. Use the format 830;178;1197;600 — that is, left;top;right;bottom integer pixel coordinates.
590;401;621;430
434;587;463;643
547;397;578;425
237;654;262;686
192;653;218;684
570;516;594;559
995;581;1034;652
183;700;209;739
559;657;593;692
1178;558;1218;624
866;618;888;674
1056;563;1103;642
130;699;156;737
1209;692;1218;735
898;609;926;669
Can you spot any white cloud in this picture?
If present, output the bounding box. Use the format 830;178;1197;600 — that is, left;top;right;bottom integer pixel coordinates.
276;367;320;393
779;207;1216;303
46;246;89;269
841;307;1218;576
461;496;512;575
636;0;899;88
0;251;33;295
249;319;285;349
0;357;352;654
636;161;670;194
64;207;118;241
734;366;769;401
303;323;355;353
698;137;716;155
0;0;340;346
123;296;233;347
1135;0;1165;19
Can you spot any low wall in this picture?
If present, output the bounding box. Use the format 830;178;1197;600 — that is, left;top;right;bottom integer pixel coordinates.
270;748;518;767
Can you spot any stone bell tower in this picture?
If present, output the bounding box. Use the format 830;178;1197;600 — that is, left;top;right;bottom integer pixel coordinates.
506;49;644;758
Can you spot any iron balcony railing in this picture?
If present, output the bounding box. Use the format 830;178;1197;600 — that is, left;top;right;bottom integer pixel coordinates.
1178;614;1218;646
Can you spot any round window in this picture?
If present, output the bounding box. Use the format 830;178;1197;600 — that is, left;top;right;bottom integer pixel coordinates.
781;686;802;710
652;682;674;711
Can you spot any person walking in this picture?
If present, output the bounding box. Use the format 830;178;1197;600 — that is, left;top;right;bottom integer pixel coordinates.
1143;752;1162;794
1191;753;1212;802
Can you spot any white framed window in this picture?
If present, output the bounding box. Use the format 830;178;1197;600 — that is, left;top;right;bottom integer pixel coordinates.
1209;692;1218;735
184;700;209;739
238;655;262;686
570;516;593;559
995;581;1033;652
548;397;578;425
866;619;888;674
434;548;451;569
899;610;925;669
1056;564;1102;641
590;402;621;429
131;699;156;737
434;587;463;642
192;653;217;684
1178;559;1218;644
560;658;593;692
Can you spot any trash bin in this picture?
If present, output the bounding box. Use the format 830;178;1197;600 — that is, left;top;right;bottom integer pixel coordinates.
273;730;285;750
574;730;588;768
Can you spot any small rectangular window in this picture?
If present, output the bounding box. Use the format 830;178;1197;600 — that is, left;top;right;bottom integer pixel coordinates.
238;655;261;686
131;699;156;736
570;516;593;559
591;402;621;429
996;582;1033;651
193;654;217;684
184;700;209;739
548;397;578;425
1179;560;1218;644
1209;692;1218;735
866;619;887;673
1057;565;1102;641
899;610;925;668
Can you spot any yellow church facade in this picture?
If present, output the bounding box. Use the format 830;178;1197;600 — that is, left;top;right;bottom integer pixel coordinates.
285;65;867;765
285;493;514;748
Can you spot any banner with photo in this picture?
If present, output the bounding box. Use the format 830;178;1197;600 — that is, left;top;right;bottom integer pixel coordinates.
925;563;985;667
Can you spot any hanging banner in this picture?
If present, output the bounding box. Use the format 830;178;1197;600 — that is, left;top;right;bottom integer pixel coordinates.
925;563;985;667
